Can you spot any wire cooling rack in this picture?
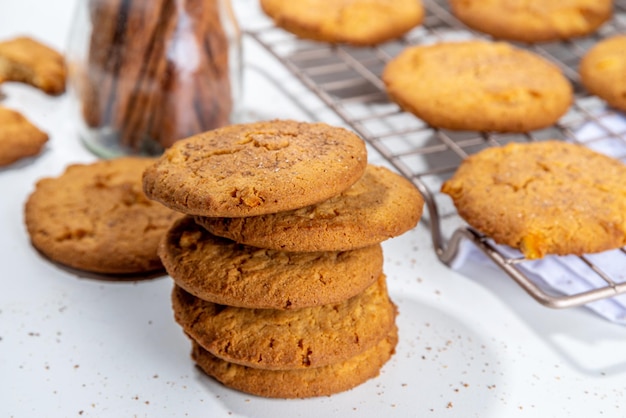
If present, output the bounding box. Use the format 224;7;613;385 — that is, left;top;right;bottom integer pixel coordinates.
246;0;626;309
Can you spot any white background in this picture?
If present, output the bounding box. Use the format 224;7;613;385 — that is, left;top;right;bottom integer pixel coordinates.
1;1;625;417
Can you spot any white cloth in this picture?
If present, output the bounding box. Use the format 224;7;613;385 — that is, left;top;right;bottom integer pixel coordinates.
451;111;626;324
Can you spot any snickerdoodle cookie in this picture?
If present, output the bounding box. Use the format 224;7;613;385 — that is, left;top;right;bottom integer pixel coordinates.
449;0;612;43
195;165;424;252
580;35;626;112
160;216;383;309
0;36;66;95
0;106;48;167
260;0;424;45
441;141;626;259
382;40;573;132
143;120;367;217
190;324;398;398
172;275;397;370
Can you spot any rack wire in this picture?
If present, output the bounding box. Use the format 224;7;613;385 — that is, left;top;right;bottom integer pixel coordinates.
246;0;626;309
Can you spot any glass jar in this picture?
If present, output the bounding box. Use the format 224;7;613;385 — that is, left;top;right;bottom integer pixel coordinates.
66;0;241;158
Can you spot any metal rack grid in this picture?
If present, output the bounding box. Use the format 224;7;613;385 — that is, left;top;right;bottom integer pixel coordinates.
246;0;626;309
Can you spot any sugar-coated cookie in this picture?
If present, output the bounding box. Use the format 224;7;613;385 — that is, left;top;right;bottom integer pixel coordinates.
382;40;573;132
580;35;626;113
260;0;424;46
172;275;397;370
160;216;383;309
195;165;424;252
190;324;398;398
441;141;626;259
450;0;612;43
143;120;368;217
0;106;48;167
25;158;182;274
0;36;66;95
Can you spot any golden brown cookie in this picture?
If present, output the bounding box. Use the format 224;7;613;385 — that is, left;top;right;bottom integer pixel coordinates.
190;324;398;398
580;35;626;113
172;274;397;370
195;165;424;252
0;36;66;95
142;120;368;217
382;40;573;132
160;216;383;309
450;0;612;43
260;0;424;46
0;106;48;167
25;157;182;274
441;141;626;259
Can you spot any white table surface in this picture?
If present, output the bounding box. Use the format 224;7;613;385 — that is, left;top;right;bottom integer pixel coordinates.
1;1;625;417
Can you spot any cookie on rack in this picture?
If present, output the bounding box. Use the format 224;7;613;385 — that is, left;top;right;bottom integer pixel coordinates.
160;216;383;309
580;34;626;113
25;157;182;274
441;140;626;259
260;0;424;46
449;0;612;43
142;120;368;217
172;274;397;370
190;324;398;398
0;36;66;95
194;164;424;252
382;40;573;132
0;106;48;167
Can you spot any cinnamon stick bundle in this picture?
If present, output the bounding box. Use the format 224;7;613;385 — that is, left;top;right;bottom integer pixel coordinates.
80;0;234;153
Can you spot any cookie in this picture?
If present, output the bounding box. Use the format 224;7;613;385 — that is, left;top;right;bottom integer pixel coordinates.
142;120;368;217
441;141;626;259
0;106;48;167
25;157;182;274
172;274;397;370
160;216;383;309
580;35;626;112
260;0;424;46
0;36;66;95
382;40;573;132
450;0;612;43
190;324;398;398
195;165;424;252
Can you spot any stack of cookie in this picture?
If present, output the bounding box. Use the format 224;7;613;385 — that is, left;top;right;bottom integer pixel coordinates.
25;157;183;275
143;120;424;398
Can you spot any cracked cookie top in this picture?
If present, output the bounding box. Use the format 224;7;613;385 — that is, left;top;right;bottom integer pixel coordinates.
441;141;626;259
142;120;367;217
24;157;183;274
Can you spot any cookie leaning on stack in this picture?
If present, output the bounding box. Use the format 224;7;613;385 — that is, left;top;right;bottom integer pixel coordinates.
24;157;183;274
144;119;425;398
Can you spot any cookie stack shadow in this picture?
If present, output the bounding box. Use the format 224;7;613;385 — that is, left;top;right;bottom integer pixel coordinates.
142;120;424;398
